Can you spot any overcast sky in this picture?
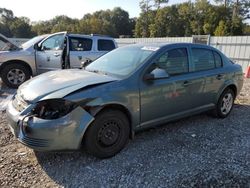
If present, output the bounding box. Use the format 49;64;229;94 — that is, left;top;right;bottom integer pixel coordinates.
1;0;186;22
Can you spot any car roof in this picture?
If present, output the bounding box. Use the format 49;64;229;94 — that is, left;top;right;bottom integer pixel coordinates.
129;42;216;51
68;33;114;39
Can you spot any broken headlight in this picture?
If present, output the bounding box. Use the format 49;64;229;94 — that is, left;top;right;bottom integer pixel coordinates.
32;99;77;120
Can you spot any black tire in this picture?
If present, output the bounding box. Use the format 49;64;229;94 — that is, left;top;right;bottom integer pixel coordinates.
213;88;235;118
1;63;31;88
84;109;130;158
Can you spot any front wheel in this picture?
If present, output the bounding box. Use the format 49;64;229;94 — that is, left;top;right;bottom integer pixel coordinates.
1;63;31;88
213;88;235;118
84;110;130;158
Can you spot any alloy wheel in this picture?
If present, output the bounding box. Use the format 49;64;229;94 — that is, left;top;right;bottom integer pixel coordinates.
7;69;26;85
220;93;233;115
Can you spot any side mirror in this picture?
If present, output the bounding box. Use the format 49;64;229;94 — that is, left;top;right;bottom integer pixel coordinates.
34;43;41;50
144;67;169;81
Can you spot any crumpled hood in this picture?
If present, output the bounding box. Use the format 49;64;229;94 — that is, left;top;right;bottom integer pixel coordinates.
18;69;118;103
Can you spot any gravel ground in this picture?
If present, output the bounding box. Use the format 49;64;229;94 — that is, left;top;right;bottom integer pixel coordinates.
0;79;249;187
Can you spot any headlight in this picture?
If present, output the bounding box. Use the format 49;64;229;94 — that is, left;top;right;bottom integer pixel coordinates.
32;99;77;120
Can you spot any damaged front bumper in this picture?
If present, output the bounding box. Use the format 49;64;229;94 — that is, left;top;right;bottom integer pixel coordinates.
6;100;94;151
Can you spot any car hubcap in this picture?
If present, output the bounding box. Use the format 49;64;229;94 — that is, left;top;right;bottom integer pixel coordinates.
98;120;120;146
221;93;233;115
7;69;25;85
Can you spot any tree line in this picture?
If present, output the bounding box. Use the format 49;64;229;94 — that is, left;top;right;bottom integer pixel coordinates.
0;0;249;39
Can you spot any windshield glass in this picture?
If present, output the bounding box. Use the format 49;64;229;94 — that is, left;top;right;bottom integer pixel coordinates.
85;45;156;77
21;35;46;49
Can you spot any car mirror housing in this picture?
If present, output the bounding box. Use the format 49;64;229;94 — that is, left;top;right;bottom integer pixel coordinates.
144;67;169;81
34;43;38;50
34;43;42;51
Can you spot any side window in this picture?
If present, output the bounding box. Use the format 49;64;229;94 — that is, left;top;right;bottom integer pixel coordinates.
41;34;64;50
98;39;115;51
213;51;223;68
191;48;215;71
69;37;92;51
155;48;189;75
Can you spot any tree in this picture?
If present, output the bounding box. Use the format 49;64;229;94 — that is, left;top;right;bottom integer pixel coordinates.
0;8;34;37
214;0;250;20
214;20;229;35
111;7;132;37
135;0;168;37
31;21;53;35
10;17;34;37
243;24;250;35
149;5;184;37
0;8;14;37
50;16;79;33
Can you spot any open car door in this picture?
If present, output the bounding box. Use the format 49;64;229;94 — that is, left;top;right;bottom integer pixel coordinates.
35;32;67;74
61;35;70;69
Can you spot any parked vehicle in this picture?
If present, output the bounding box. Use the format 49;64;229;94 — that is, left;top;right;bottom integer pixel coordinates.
6;43;243;158
0;32;117;88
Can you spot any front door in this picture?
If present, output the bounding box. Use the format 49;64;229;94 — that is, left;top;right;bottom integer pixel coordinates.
139;47;205;127
35;33;65;74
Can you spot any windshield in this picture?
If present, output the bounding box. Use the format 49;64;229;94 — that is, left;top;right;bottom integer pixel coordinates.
85;45;156;77
21;35;46;49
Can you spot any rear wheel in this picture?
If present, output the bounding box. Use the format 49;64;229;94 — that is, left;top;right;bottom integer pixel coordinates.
1;63;31;88
213;88;235;118
84;110;130;158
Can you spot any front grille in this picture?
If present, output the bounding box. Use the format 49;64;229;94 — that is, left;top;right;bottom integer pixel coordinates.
12;94;29;112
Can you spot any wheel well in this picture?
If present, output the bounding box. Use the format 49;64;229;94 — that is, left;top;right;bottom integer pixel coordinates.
0;60;32;76
226;84;237;98
95;104;133;138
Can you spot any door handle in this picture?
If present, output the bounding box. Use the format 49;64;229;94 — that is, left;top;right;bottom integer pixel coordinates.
183;80;192;87
54;53;60;57
216;74;224;80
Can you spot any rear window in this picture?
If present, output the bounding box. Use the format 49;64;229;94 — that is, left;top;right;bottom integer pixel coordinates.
69;37;92;51
98;39;115;51
191;48;215;72
213;51;223;68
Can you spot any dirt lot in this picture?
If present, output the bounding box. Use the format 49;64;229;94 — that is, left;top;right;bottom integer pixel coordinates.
0;79;249;188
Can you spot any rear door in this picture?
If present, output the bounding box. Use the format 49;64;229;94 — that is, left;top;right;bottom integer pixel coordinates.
69;36;95;68
35;33;66;74
190;47;225;105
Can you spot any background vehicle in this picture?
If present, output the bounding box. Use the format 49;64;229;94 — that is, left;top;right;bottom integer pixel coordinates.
6;43;243;158
0;32;117;88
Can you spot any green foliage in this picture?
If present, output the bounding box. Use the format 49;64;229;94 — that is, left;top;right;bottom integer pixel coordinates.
30;7;134;38
136;0;169;37
136;0;249;37
214;20;229;35
0;8;34;37
0;1;249;38
243;24;250;35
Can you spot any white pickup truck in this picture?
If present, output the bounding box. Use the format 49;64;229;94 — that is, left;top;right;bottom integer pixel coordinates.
0;32;117;88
